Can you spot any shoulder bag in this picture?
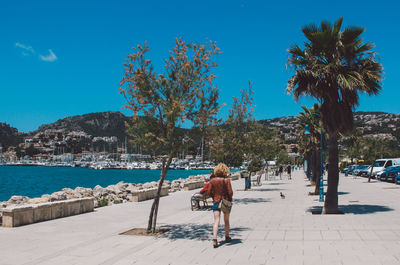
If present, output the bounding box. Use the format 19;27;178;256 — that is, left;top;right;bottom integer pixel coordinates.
218;179;232;214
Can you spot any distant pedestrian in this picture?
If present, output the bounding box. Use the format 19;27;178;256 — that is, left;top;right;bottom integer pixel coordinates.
279;165;283;180
207;163;233;248
287;165;292;180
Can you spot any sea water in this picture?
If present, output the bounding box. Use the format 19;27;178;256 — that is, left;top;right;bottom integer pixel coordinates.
0;166;211;201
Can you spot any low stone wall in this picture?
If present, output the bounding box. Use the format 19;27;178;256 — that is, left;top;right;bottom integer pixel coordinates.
130;187;169;202
231;172;240;181
1;197;94;228
183;180;204;191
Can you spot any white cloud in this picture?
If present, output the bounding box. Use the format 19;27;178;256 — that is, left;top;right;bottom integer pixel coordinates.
39;49;58;62
15;42;35;56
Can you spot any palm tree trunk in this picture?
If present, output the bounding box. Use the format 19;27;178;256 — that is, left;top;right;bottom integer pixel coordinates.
312;148;317;185
306;153;311;180
314;146;321;194
323;132;340;214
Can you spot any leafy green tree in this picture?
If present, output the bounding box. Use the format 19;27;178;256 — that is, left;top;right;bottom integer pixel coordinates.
247;157;263;180
189;81;223;164
120;38;221;232
276;149;292;165
287;18;383;213
211;82;255;167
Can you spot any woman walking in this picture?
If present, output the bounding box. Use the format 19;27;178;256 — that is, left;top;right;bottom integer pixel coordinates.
207;163;233;248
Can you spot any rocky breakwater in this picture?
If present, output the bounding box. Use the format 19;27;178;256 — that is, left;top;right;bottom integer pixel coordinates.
0;172;241;226
0;174;209;219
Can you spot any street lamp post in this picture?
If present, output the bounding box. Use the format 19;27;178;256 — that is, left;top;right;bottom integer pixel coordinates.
304;113;324;202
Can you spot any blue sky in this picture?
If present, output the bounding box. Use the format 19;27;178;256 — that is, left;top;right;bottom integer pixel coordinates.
1;0;399;132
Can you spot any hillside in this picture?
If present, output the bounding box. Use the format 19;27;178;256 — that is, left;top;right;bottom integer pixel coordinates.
259;111;400;143
32;111;131;140
0;123;23;150
1;111;399;156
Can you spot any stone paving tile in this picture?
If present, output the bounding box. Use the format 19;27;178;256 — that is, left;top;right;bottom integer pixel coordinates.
265;230;285;241
304;230;322;241
341;255;362;265
338;230;361;240
303;255;323;265
247;229;269;240
321;230;342;240
357;230;380;240
375;230;399;240
284;230;303;241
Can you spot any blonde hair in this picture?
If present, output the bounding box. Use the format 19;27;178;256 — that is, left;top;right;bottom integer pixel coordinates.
214;163;230;178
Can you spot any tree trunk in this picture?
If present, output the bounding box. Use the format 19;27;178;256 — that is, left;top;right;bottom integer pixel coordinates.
147;156;173;233
314;146;321;195
312;148;317;185
368;164;374;183
323;132;340;214
306;153;311;180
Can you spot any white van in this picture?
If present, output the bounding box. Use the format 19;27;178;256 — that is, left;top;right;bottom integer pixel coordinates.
371;158;400;177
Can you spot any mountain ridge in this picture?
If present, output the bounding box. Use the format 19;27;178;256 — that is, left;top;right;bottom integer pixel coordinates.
1;110;399;154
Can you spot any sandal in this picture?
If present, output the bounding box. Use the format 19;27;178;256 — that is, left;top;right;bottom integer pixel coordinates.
213;239;218;248
225;236;232;243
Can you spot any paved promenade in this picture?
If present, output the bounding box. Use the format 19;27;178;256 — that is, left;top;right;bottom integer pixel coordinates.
1;170;400;265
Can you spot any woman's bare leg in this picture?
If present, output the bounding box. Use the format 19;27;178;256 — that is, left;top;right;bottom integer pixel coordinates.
223;212;230;237
213;211;221;240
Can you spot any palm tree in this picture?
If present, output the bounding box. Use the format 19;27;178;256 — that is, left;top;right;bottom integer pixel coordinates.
297;104;323;194
287;17;383;213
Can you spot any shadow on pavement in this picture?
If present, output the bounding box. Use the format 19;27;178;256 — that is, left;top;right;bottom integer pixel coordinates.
236;188;284;192
218;238;243;247
338;191;350;195
159;223;249;242
266;183;285;186
233;198;271;204
308;204;394;215
245;188;284;192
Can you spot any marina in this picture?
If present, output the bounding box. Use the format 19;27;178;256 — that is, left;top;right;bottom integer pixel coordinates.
0;165;213;202
0;159;219;171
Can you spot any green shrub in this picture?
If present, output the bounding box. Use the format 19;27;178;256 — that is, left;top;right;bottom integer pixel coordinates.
97;197;109;207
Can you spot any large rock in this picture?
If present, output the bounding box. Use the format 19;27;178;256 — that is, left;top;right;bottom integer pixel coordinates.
116;181;129;192
142;182;157;189
125;183;138;193
171;180;181;190
74;187;93;197
28;197;50;204
93;185;105;198
107;194;122;205
61;188;81;199
50;191;68;201
7;196;30;205
105;185;122;195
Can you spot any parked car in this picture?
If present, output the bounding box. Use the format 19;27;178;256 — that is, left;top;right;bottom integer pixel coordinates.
347;165;357;175
378;166;400;182
370;158;400;178
354;165;370;176
358;165;372;177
